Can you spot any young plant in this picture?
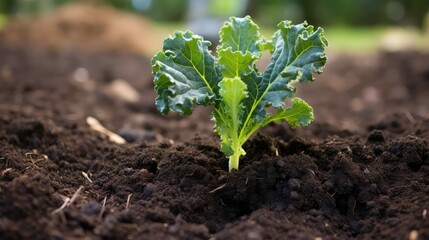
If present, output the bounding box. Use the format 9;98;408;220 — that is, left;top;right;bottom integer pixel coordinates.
151;16;328;171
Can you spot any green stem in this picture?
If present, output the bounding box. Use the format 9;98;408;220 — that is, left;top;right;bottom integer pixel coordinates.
229;149;241;171
229;78;242;171
228;139;246;171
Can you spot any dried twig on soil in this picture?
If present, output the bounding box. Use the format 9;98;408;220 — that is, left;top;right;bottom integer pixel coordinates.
25;151;48;166
105;79;140;103
51;186;84;215
81;171;93;183
69;186;84;205
208;184;226;194
86;116;126;144
126;194;132;210
1;168;12;176
51;196;71;215
275;147;279;156
352;200;357;214
403;110;416;124
98;196;107;220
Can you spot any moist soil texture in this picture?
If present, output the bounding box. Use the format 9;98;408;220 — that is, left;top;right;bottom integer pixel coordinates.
0;44;428;240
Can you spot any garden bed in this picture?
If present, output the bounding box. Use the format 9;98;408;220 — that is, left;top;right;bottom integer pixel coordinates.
0;45;428;239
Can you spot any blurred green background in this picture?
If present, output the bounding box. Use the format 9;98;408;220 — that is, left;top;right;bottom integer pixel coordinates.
1;0;428;26
1;0;428;53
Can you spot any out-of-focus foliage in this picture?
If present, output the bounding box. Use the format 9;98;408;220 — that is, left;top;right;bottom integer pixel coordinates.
0;0;187;22
127;0;187;21
251;0;429;28
425;11;429;34
0;0;14;14
1;0;428;28
207;0;247;17
0;14;6;29
0;0;73;15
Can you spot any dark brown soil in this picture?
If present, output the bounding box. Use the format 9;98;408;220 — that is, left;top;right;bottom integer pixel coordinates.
0;43;428;240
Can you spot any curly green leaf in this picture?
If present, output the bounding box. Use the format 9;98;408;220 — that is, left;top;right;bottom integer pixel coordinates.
151;31;222;115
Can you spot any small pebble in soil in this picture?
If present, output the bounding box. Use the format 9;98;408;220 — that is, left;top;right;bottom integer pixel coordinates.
143;183;155;197
119;128;158;142
247;231;263;240
307;169;316;177
409;230;419;240
168;224;180;234
82;201;102;215
288;178;301;190
323;181;334;192
349;220;362;234
290;191;300;200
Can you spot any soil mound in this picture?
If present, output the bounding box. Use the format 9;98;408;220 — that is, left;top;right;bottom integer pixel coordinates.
0;3;157;57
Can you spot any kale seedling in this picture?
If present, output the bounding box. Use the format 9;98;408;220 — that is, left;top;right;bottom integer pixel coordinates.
151;16;328;171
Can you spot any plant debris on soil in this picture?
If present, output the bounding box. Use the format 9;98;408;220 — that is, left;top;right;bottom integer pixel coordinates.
0;20;428;239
